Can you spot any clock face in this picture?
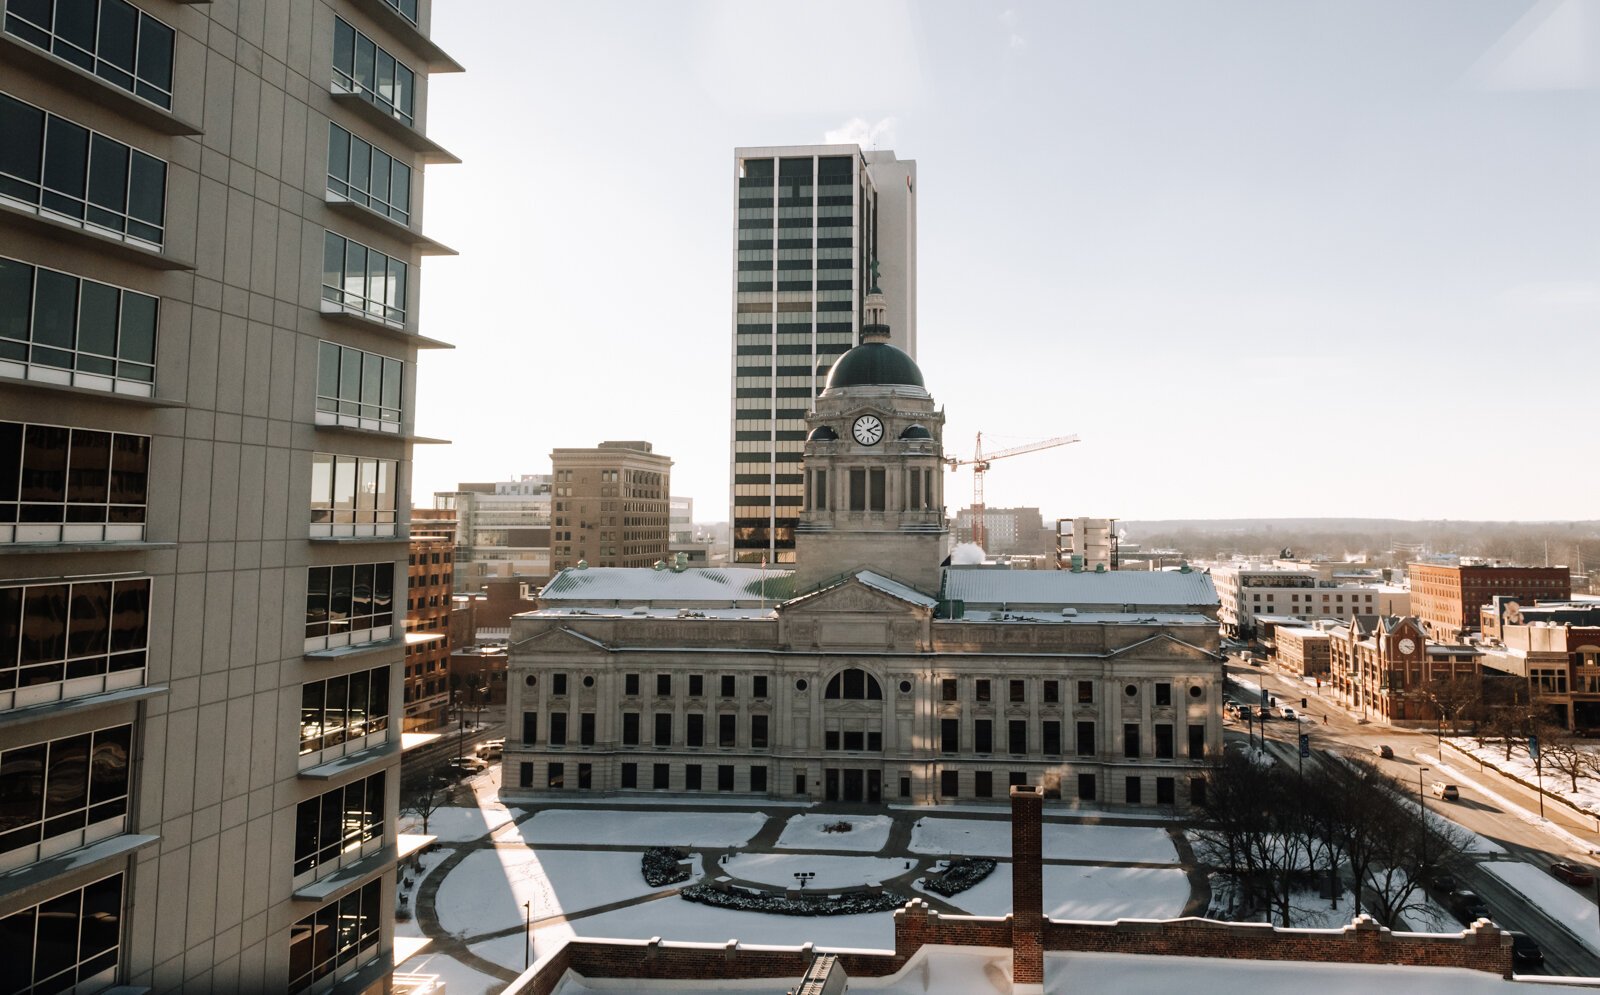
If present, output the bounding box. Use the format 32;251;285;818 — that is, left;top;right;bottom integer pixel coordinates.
1398;638;1416;654
852;415;884;446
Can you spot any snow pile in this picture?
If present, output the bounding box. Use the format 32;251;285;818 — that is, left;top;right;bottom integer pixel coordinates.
775;813;894;851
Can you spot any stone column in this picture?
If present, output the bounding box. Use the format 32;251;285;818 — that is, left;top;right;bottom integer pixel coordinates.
1010;784;1045;993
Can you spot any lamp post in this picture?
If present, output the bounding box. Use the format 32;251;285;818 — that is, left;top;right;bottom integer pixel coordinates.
1418;766;1429;868
524;900;532;969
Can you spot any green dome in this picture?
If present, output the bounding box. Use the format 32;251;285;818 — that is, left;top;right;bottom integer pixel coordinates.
825;342;925;390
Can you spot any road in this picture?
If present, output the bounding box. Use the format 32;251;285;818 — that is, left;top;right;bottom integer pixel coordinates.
400;716;507;798
1225;657;1600;976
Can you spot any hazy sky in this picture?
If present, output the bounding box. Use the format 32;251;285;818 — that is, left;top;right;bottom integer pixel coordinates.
414;1;1598;523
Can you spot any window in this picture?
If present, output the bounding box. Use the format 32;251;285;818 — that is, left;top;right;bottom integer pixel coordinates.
1155;682;1171;707
579;712;594;746
1125;776;1142;805
843;730;863;751
326;123;410;224
331;18;415;126
293;773;383;878
1077;680;1093;704
718;713;736;748
974;719;992;754
309;453;397;538
520;712;536;744
322;231;407;326
974;770;992;798
685;713;703;748
3;0;175;108
652;763;669;790
1009;720;1027;755
825;730;840;750
1156;776;1175;805
315;341;403;433
941;678;958;702
547;763;564;789
752;675;768;698
0;93;168;247
304;562;395;648
750;765;767;792
684;764;701;791
0;724;131;868
1009;679;1025;703
687;673;703;697
620;762;637;789
750;714;768;749
868;468;885;510
1154;724;1174;759
825;668;882;700
653;712;671;746
624;673;639;696
1042;720;1061;756
298;667;390;759
0;421;149;543
939;718;958;754
719;674;735;697
1043;680;1059;704
548;713;567;746
940;770;958;797
1078;773;1096;801
577;763;591;790
621;712;639;746
551;673;567;696
975;679;991;703
718;764;734;791
0;874;123;994
0;258;157;393
1123;724;1140;759
0;577;149;707
848;468;865;510
1076;721;1095;757
519;762;532;788
288;879;381;994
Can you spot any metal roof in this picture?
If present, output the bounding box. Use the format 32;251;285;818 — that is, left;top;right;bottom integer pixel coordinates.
856;571;938;607
941;568;1219;610
540;566;794;604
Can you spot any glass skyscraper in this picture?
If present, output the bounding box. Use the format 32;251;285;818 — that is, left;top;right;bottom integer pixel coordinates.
730;145;917;564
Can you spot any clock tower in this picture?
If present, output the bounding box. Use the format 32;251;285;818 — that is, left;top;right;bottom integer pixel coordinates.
794;283;947;594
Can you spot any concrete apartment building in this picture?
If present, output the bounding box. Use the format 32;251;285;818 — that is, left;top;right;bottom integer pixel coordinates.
550;441;672;572
1212;565;1403;639
1409;560;1571;640
952;506;1048;557
730;144;916;566
433;474;552;592
0;0;456;991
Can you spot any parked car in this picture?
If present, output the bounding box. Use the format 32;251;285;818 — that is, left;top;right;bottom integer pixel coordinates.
1373;744;1394;759
446;756;488;774
1549;862;1596;887
1429;871;1457;894
1449;890;1489;925
475;739;505;761
1509;932;1544;967
1431;782;1459;801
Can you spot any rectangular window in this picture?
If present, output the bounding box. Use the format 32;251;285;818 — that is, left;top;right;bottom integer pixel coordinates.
687;673;703;697
1077;680;1093;704
0;93;167;246
825;729;839;751
941;678;958;702
577;763;591;790
1123;724;1140;759
315;341;404;433
719;674;735;697
750;765;767;793
0;724;131;868
624;673;639;696
718;713;736;748
974;770;992;798
867;730;882;751
293;772;383;878
4;0;175;108
868;468;885;511
298;666;390;760
1154;724;1174;759
380;0;418;24
974;719;992;754
309;453;397;538
1188;724;1206;759
848;468;865;510
304;562;395;649
0;257;158;393
1043;680;1059;704
814;469;826;510
520;712;536;745
326;123;410;225
1009;719;1027;755
1076;721;1095;757
1155;682;1171;707
750;714;768;749
752;675;768;698
1009;679;1025;703
1078;773;1096;801
288;879;381;994
1042;720;1061;756
547;762;564;790
0;576;149;708
652;762;669;790
718;764;734;791
620;762;637;789
653;712;671;747
0;874;123;994
842;730;864;751
1156;776;1175;805
1126;776;1142;805
579;712;594;746
939;718;958;754
621;712;639;746
655;673;672;697
975;679;991;703
322;231;407;326
940;770;958;797
0;420;150;543
331;17;415;126
551;673;567;696
908;469;921;510
519;762;532;788
684;763;701;791
685;713;703;748
548;712;566;747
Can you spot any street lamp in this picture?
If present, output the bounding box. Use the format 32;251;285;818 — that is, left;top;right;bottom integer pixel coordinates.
524;900;532;969
1418;766;1429;867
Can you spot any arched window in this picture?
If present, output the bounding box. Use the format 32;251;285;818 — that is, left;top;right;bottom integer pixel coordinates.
825;668;882;701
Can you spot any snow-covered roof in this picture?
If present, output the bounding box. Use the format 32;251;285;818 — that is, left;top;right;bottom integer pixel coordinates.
540;566;794;605
856;571;937;607
957;611;1215;626
942;568;1219;611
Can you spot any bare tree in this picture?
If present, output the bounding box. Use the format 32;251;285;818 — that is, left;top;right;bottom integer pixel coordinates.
1539;729;1598;793
1416;676;1482;738
404;775;448;836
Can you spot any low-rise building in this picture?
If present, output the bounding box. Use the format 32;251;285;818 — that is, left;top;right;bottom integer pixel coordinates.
1276;627;1331;678
1212;566;1394;639
1326;616;1480;723
1477;598;1600;731
1409;560;1570;641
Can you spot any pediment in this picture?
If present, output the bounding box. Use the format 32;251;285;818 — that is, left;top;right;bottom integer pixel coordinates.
510;625;610;654
1106;633;1220;663
781;578;927;619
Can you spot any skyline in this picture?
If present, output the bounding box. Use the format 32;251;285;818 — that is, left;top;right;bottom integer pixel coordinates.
413;1;1598;523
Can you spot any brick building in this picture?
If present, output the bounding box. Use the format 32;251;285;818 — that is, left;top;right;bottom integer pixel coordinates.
1408;562;1570;641
1276;626;1331;678
403;524;454;731
1327;616;1480;723
550;441;672;572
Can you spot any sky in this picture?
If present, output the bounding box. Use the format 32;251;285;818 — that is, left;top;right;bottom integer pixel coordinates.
413;1;1599;524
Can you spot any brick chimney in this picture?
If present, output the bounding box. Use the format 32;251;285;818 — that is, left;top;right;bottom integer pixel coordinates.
1010;784;1044;993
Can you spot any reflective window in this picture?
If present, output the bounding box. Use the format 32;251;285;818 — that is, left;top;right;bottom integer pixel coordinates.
315;341;403;433
0;257;158;392
293;772;384;878
309;453;397;538
322;231;406;326
287;879;382;995
0;577;149;708
380;0;417;23
0;420;149;543
0;874;122;993
0;724;130;868
331;18;415;126
298;667;391;757
304;562;395;647
0;93;166;247
326;123;410;225
4;0;175;108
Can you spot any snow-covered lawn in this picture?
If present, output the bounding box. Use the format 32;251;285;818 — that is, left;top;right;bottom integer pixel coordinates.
723;852;912;890
435;849;685;936
547;895;897;950
401;804;522;843
397;943;507;995
1446;738;1600;815
1056;950;1578;993
910;818;1178;864
1485;861;1600;955
775;813;893;851
505;809;768;847
919;864;1190;920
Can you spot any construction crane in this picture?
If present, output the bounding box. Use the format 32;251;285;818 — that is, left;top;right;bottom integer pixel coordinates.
945;433;1080;551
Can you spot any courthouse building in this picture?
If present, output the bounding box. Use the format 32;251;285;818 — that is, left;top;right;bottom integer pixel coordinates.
506;290;1223;809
